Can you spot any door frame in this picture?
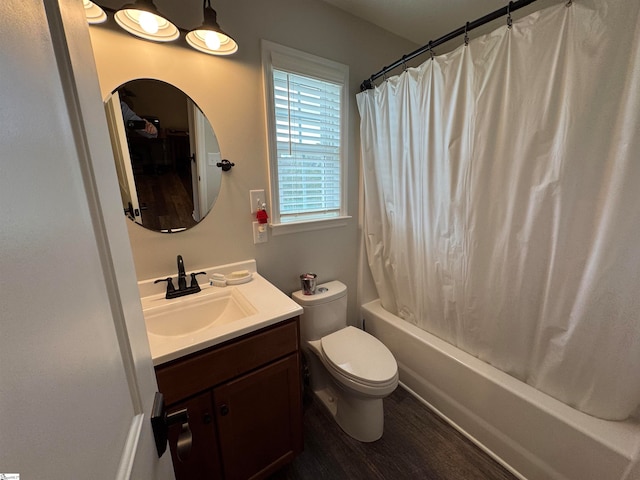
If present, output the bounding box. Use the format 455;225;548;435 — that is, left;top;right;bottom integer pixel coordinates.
104;91;143;224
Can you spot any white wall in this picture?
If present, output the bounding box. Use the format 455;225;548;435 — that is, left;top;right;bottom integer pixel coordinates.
89;0;416;319
1;1;173;477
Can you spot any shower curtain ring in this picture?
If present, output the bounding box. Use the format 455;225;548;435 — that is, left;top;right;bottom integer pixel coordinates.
464;22;470;46
507;1;513;29
565;0;572;6
401;55;408;71
428;41;434;60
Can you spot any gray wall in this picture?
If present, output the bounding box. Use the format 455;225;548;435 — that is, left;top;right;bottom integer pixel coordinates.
90;0;416;320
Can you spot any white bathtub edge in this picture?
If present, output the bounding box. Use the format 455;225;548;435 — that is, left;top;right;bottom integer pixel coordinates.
363;299;640;480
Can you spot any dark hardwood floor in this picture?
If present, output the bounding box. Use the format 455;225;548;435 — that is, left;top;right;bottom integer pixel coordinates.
270;387;517;480
135;169;197;231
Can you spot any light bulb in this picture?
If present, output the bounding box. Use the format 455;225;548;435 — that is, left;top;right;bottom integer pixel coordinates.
204;31;221;51
139;11;159;34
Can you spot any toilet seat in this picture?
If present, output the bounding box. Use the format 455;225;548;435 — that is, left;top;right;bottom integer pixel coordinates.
321;326;398;388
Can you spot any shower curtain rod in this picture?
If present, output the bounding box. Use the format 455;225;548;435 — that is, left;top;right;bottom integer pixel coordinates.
360;0;538;91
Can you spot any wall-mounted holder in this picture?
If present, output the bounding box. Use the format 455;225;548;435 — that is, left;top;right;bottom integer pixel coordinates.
151;392;193;460
216;159;235;171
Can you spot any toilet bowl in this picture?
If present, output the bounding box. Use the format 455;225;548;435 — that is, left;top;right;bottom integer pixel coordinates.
292;281;398;442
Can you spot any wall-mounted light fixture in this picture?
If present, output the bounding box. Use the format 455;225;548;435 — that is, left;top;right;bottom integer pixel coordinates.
85;1;239;55
83;0;107;24
113;0;179;42
186;0;238;56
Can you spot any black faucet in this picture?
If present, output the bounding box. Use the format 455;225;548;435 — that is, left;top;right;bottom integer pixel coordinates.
177;255;187;291
154;255;206;299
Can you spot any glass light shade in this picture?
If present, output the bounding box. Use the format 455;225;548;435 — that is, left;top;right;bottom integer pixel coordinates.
186;2;238;56
83;0;107;24
114;2;179;42
186;28;238;55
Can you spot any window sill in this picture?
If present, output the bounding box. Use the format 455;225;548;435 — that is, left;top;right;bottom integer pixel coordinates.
270;216;352;236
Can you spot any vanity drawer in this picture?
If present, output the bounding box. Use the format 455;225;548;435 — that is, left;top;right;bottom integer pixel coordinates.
156;317;299;405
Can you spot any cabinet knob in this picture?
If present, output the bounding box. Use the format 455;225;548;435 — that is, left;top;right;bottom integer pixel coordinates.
219;404;229;416
203;412;212;424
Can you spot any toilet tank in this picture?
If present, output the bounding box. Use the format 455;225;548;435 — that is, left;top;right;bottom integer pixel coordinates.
292;280;347;341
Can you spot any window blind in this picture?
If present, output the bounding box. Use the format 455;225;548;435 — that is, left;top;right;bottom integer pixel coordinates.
273;69;342;222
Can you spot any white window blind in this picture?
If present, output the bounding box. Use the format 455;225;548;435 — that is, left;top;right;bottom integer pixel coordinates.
273;69;342;222
262;40;349;231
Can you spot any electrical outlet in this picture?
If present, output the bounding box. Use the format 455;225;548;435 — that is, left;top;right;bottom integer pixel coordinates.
253;221;268;244
249;189;265;214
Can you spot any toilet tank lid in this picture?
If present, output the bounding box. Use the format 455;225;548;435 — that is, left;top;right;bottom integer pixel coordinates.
291;280;346;306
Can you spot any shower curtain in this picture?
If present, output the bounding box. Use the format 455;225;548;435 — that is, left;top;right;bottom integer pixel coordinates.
357;0;640;420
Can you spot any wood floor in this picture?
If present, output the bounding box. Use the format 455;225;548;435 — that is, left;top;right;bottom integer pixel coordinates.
135;169;196;232
270;387;517;480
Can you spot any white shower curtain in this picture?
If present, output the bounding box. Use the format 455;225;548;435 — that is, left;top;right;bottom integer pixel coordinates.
357;0;640;420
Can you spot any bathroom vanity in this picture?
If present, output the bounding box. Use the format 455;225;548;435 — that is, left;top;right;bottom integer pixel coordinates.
156;317;302;479
139;260;304;480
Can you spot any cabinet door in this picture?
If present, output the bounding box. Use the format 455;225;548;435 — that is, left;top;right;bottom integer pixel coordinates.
214;354;303;480
168;391;223;480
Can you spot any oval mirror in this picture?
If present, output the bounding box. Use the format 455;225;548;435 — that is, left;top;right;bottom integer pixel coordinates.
104;79;222;233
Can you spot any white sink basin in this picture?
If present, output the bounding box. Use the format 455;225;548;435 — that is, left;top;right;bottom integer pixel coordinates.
143;289;257;337
138;260;304;366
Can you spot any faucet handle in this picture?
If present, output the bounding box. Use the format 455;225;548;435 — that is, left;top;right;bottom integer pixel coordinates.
154;277;176;296
190;272;207;288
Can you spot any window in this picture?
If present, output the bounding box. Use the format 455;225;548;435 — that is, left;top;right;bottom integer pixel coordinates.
262;40;349;233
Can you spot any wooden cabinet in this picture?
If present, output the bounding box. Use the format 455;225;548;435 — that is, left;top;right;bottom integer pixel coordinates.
167;391;222;479
156;318;303;480
214;354;302;479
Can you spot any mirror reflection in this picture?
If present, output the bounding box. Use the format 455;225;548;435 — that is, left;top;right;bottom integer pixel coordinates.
105;79;222;233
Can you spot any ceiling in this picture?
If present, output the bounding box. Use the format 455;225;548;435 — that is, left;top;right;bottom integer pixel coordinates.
321;0;563;48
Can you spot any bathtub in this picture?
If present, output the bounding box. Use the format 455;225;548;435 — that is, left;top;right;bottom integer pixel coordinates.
361;299;640;480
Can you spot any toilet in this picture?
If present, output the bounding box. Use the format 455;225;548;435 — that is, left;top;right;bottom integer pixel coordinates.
292;280;398;442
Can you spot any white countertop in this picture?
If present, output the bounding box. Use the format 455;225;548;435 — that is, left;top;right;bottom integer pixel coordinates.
139;260;303;366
